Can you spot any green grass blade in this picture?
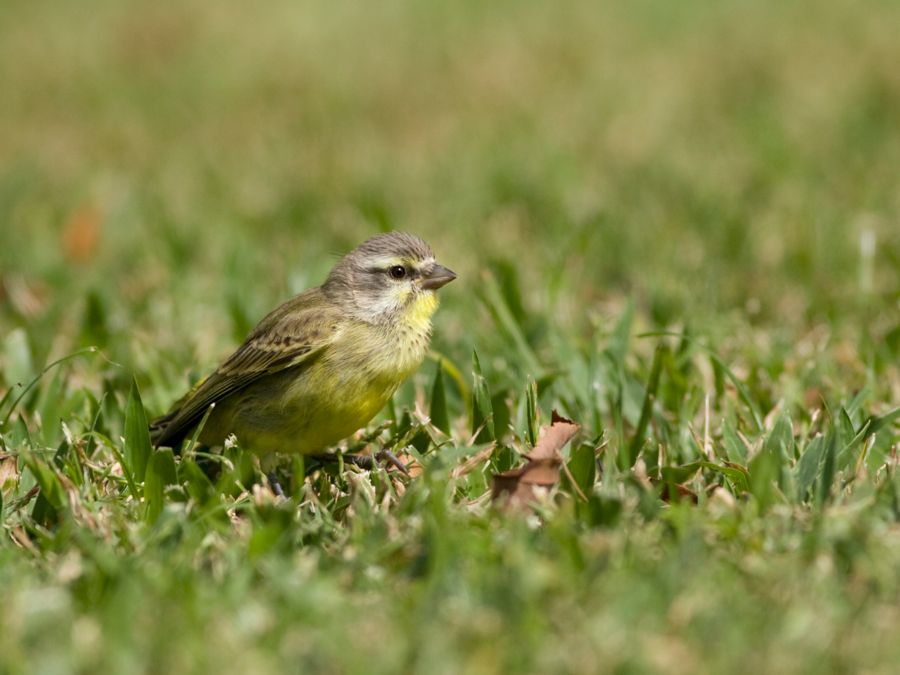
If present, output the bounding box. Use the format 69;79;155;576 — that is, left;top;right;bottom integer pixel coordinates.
145;448;177;523
628;343;665;468
795;435;826;501
864;407;900;436
748;414;792;511
471;350;494;443
817;431;838;509
124;377;152;485
23;451;66;517
525;376;538;447
429;360;450;435
566;442;597;496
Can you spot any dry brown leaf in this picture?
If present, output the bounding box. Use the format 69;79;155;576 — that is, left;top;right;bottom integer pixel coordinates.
10;526;37;553
491;410;580;510
0;455;21;527
525;410;579;461
393;450;423;478
63;203;101;263
0;274;48;318
659;482;699;504
0;453;19;493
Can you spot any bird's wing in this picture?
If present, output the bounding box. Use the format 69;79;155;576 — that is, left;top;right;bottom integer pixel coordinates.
151;289;341;449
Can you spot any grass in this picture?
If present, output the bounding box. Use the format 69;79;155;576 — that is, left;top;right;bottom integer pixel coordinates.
1;0;899;672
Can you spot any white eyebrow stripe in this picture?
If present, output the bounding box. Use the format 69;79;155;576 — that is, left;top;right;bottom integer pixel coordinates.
367;256;435;269
367;256;404;268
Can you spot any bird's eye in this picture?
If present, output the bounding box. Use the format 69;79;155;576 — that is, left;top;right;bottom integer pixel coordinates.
388;265;407;279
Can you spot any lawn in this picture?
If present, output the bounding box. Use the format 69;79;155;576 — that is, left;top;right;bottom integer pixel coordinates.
1;0;899;673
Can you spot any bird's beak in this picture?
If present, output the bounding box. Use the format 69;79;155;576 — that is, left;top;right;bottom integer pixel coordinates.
421;263;457;291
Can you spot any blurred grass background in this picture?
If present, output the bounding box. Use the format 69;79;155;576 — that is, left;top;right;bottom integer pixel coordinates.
3;0;898;362
1;0;899;673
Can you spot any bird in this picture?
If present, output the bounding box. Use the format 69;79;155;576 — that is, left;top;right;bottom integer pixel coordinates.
149;232;456;483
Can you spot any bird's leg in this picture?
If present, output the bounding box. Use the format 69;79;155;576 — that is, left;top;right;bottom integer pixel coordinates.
308;450;409;475
266;471;286;498
260;453;288;497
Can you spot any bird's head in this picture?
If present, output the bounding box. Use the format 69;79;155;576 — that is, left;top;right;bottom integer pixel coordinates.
324;232;457;325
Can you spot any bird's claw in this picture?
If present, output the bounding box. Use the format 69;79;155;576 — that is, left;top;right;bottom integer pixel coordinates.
375;449;410;475
309;450;409;475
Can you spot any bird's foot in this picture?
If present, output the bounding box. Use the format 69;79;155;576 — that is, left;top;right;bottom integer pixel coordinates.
375;449;410;475
309;450;409;475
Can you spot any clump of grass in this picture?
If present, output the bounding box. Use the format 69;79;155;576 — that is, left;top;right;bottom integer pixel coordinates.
2;270;898;672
